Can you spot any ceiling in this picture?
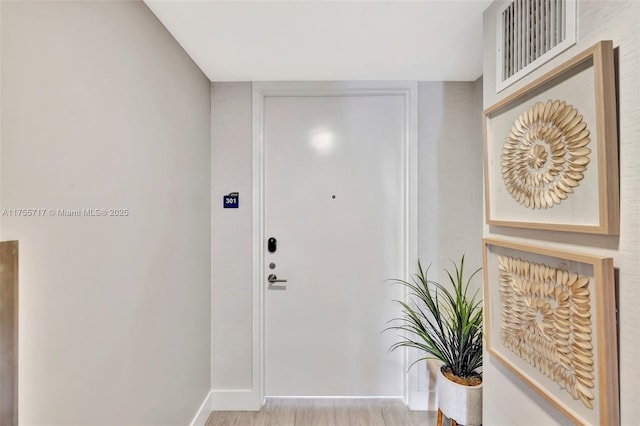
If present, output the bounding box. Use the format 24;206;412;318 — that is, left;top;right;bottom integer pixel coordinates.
144;0;491;82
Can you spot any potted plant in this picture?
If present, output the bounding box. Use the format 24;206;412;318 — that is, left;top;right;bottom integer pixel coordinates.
386;255;483;426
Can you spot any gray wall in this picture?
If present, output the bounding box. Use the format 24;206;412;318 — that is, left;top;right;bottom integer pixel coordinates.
418;81;484;281
210;83;253;390
483;1;640;424
0;1;211;424
209;81;484;399
417;81;484;396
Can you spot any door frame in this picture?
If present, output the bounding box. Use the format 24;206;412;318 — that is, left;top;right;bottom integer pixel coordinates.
251;82;419;409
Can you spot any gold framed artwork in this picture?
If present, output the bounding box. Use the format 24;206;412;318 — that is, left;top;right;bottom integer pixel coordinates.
483;238;618;425
483;41;619;234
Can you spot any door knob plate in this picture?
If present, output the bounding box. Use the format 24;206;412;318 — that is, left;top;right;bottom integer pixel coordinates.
267;274;287;283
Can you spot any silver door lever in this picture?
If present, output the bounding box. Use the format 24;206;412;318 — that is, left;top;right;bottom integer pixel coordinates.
267;274;287;283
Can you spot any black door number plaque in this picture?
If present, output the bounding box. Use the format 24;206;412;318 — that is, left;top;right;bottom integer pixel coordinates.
223;192;239;208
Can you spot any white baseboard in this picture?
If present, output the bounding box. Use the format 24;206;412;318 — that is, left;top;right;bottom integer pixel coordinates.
408;389;431;411
190;390;214;426
409;359;439;411
193;388;428;419
273;395;403;399
424;359;440;411
210;389;262;411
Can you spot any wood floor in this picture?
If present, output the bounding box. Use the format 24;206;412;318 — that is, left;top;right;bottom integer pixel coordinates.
205;398;437;426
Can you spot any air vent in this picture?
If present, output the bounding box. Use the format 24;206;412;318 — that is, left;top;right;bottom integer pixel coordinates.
497;0;577;92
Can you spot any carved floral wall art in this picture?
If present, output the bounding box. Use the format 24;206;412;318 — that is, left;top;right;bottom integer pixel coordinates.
483;239;619;425
501;100;591;209
498;255;594;408
483;41;619;234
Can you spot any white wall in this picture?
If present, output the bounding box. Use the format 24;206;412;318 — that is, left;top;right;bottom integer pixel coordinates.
209;81;484;405
482;1;640;424
418;81;484;281
210;82;253;391
0;2;211;424
418;81;484;404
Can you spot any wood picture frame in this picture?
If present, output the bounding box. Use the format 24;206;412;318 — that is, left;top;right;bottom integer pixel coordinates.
483;238;618;425
483;40;618;234
1;240;19;426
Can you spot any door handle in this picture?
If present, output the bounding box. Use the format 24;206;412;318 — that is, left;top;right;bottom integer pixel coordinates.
267;274;287;283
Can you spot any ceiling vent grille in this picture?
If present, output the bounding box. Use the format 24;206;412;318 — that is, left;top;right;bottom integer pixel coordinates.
497;0;576;92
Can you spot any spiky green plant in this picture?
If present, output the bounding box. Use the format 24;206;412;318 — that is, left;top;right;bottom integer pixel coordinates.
386;255;483;379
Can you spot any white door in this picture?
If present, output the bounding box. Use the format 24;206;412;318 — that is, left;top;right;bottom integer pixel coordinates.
263;90;406;397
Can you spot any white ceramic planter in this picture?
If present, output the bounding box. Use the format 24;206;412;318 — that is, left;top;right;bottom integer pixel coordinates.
436;367;482;426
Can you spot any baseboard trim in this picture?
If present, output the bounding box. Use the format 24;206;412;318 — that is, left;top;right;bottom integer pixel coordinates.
271;395;404;399
408;359;436;411
192;389;423;417
210;389;262;411
408;389;430;411
190;390;214;426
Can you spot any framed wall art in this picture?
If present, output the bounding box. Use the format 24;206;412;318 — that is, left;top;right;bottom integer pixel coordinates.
483;238;618;425
484;41;619;234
